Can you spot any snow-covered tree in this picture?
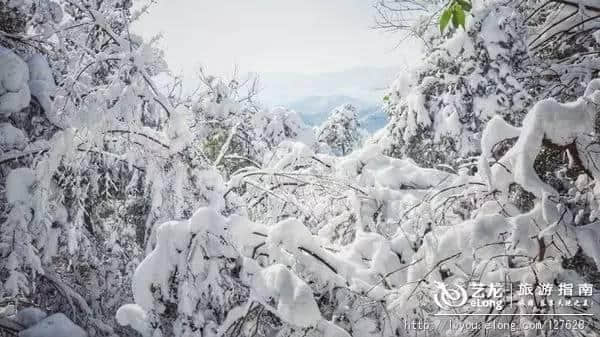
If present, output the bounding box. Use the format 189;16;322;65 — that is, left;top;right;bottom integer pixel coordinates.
0;1;242;334
0;2;159;334
376;0;600;170
252;106;315;153
2;1;600;337
522;0;600;101
317;104;363;156
376;0;532;169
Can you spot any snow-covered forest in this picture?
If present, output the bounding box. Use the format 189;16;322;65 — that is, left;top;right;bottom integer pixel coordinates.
1;0;600;336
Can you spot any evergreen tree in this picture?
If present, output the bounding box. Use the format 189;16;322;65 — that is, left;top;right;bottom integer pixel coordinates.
317;104;363;156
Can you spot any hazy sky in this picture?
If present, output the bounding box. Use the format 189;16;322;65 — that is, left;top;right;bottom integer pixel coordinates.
132;0;419;77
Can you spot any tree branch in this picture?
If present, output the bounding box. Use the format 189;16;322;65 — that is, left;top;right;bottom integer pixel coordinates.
0;317;24;334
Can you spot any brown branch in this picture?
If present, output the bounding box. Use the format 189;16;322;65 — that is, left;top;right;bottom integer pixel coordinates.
524;0;555;23
105;129;170;150
537;237;546;261
0;147;145;172
0;149;50;165
528;9;579;47
248;231;339;275
0;317;24;334
42;269;92;316
298;247;338;275
532;14;600;51
542;138;593;178
552;0;600;13
366;257;425;295
404;252;463;303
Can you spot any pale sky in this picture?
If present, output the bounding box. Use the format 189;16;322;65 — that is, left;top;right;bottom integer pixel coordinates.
132;0;419;78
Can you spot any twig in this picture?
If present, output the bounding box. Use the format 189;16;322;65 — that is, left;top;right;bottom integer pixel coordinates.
404;252;462;303
0;317;24;334
298;247;338;275
214;123;240;167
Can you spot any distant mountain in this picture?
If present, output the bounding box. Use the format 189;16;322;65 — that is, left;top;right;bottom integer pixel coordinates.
287;95;388;132
258;66;400;106
256;66;399;133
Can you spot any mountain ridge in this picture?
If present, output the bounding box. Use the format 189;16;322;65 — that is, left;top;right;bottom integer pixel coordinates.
286;94;388;132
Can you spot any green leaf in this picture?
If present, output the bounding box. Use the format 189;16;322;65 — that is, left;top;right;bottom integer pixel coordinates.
439;8;452;33
456;0;472;12
383;95;389;102
452;4;466;29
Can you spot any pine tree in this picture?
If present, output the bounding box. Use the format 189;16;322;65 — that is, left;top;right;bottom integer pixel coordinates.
317;104;363;156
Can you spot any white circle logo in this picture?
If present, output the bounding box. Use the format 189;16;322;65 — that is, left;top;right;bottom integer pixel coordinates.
433;282;468;310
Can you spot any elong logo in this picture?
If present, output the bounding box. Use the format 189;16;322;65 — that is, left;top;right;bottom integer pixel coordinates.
433;282;468;310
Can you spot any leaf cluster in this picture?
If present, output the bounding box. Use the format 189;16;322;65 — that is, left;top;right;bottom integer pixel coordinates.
439;0;471;33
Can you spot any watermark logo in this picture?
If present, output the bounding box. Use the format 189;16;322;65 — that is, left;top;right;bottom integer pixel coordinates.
432;282;594;315
433;282;468;310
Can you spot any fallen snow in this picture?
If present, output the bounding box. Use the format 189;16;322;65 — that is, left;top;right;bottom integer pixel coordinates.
166;105;193;152
0;48;30;116
116;304;151;337
254;106;316;149
252;264;321;327
131;207;233;311
27;54;55;114
6;168;36;205
0;123;28;151
480;6;515;59
500;80;600;197
15;307;47;328
18;313;87;337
